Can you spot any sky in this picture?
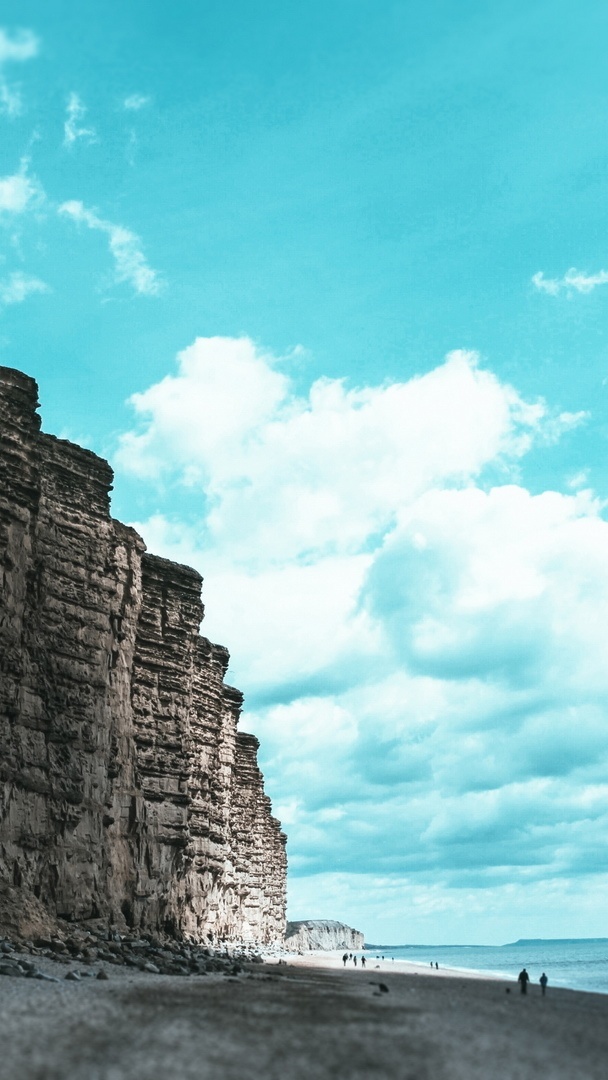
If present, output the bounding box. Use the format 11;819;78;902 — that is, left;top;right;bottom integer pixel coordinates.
2;0;608;945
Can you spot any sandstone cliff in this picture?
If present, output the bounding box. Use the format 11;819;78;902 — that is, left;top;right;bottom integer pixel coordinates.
0;366;286;943
285;920;365;952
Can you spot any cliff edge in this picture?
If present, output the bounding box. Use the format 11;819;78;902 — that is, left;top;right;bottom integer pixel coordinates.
285;920;364;951
0;366;287;944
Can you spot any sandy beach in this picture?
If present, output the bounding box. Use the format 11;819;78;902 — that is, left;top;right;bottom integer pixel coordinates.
0;949;607;1079
280;948;507;980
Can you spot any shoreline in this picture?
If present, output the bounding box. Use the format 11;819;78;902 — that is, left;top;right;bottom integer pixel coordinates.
269;947;506;982
268;947;606;997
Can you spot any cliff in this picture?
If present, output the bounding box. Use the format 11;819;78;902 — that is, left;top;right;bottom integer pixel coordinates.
285;920;365;952
0;366;287;943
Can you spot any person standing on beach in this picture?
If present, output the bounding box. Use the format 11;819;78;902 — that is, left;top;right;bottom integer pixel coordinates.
540;973;548;996
361;956;366;968
518;968;530;994
353;956;357;967
342;953;348;967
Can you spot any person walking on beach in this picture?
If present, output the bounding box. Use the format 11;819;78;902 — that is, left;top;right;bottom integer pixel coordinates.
353;955;357;967
518;968;530;994
540;973;548;996
342;953;348;967
361;955;366;968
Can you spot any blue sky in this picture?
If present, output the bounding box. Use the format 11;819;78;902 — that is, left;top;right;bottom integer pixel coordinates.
2;1;608;944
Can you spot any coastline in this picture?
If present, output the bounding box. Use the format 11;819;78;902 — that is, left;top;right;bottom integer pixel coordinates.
270;946;608;997
271;947;507;983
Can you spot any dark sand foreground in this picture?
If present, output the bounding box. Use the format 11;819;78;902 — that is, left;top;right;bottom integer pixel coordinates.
1;959;607;1080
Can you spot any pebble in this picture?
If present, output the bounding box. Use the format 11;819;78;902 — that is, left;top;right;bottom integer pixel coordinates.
0;963;24;977
0;930;258;984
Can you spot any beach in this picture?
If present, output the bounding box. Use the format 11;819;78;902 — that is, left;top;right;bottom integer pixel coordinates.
282;948;507;980
0;950;607;1079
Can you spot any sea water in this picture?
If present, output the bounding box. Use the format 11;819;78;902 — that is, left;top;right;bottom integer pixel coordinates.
364;939;608;994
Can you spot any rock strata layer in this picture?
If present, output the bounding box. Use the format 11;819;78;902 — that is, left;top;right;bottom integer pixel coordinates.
285;920;365;951
0;366;286;943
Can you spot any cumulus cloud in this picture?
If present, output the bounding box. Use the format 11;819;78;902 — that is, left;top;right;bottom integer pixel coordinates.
0;270;49;305
63;92;97;147
0;158;44;215
58;199;162;295
532;268;608;295
0;27;39;118
123;93;150;111
117;340;553;564
114;338;607;939
362;485;607;684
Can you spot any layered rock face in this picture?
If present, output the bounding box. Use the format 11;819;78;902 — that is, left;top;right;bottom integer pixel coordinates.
0;366;286;943
285;920;365;952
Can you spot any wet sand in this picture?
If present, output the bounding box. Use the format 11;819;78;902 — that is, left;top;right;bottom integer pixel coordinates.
0;951;607;1079
282;948;506;980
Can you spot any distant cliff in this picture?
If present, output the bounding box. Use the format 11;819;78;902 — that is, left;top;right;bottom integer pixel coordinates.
285;920;364;952
0;366;287;943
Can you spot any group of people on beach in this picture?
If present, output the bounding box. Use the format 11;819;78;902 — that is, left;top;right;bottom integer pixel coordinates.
342;952;367;967
517;968;549;995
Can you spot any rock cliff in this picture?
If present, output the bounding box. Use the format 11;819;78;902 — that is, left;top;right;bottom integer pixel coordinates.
0;366;287;943
285;920;364;952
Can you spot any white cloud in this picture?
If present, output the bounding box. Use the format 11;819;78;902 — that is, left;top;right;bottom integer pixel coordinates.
532;268;608;295
123;94;150;111
117;340;553;565
63;92;97;147
0;270;49;305
0;28;39;64
567;469;589;490
362;484;608;692
0;158;44;215
114;338;608;940
58;199;162;296
0;28;39;118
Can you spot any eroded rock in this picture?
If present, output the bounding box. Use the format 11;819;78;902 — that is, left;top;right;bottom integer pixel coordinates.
0;366;287;946
285;920;365;952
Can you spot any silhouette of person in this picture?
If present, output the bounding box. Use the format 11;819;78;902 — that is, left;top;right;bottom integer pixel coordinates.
342;953;348;967
518;968;530;994
353;955;357;967
540;973;548;996
361;955;366;967
435;962;439;970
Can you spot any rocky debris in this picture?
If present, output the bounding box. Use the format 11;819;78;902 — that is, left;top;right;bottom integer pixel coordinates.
0;929;265;982
285;920;365;952
0;366;287;946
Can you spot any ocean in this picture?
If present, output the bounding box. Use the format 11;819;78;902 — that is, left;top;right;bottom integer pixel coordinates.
364;939;608;995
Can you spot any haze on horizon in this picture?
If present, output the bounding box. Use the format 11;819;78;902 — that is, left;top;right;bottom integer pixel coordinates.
1;0;608;945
